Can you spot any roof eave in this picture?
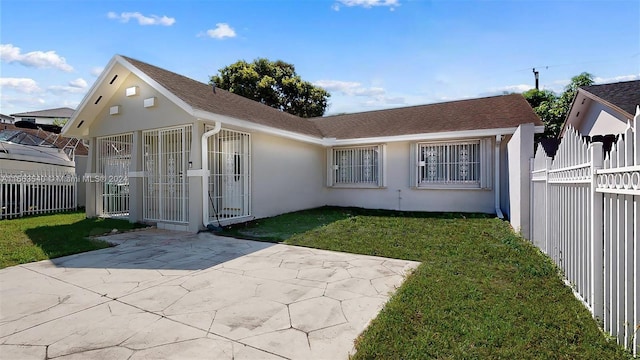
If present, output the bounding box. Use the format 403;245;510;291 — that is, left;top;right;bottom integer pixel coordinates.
192;109;326;145
324;125;544;146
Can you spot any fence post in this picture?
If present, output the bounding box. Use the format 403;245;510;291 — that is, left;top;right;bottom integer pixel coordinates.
544;157;552;255
590;142;604;320
19;174;25;218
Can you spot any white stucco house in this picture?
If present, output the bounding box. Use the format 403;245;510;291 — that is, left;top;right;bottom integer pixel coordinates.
62;55;543;233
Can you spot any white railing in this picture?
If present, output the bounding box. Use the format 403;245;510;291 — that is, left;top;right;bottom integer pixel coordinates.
530;122;639;355
0;168;77;219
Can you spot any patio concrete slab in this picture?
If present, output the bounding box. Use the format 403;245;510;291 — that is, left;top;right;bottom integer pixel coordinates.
0;229;419;359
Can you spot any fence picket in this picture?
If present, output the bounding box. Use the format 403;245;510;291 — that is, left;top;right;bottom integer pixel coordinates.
0;168;77;219
530;122;639;355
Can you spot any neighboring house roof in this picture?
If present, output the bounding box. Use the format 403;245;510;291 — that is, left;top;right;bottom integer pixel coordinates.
560;80;640;137
10;107;75;119
65;55;543;143
0;113;14;123
581;80;640;119
1;123;88;156
310;94;542;140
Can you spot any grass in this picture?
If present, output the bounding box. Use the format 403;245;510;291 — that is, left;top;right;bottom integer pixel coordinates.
0;211;146;269
222;206;631;359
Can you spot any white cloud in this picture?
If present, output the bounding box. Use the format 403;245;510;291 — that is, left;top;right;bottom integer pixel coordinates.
69;78;88;88
0;77;42;93
314;80;384;96
594;74;640;84
488;84;533;94
0;44;73;72
91;67;104;76
333;0;399;11
107;11;175;26
1;96;46;110
47;78;89;94
315;79;405;110
204;23;237;39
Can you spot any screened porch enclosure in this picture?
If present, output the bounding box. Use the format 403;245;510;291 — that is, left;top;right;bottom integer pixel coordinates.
143;126;192;223
206;128;250;222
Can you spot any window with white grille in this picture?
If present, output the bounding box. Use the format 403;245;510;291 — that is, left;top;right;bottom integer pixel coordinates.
329;145;384;187
412;139;492;189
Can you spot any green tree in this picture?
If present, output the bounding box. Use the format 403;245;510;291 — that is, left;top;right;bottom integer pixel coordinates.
52;118;69;127
210;58;330;118
523;72;594;138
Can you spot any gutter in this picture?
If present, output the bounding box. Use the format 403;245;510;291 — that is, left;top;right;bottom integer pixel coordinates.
201;122;222;228
495;134;504;219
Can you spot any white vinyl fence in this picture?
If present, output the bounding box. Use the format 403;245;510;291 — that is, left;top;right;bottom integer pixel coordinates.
530;124;639;355
0;169;77;219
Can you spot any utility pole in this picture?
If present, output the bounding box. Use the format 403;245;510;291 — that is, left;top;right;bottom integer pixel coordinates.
532;68;540;90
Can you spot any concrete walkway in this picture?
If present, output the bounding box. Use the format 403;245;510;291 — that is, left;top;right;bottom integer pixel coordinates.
0;229;419;359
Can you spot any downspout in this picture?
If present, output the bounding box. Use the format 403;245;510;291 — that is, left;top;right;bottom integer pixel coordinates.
201;122;221;228
495;134;504;219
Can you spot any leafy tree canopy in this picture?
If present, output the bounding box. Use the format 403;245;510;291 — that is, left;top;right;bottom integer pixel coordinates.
523;72;594;138
210;58;330;118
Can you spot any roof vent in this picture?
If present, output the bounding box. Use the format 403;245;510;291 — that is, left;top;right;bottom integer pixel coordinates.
109;75;118;84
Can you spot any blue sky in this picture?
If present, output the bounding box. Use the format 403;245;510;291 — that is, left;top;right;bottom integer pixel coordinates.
1;0;638;116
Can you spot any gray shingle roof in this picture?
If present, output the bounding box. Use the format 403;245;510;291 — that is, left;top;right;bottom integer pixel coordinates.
11;107;75;118
123;56;324;138
582;80;640;118
122;56;542;140
310;94;543;139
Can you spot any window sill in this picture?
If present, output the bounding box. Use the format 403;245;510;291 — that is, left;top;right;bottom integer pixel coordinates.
415;184;490;190
330;184;385;189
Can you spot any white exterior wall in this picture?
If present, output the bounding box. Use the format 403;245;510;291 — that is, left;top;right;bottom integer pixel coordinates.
324;140;496;213
90;73;193;137
579;101;629;136
505;124;534;236
250;132;326;219
74;155;88;207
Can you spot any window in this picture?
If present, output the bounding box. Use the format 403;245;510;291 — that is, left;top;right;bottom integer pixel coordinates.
329;145;385;187
412;139;492;189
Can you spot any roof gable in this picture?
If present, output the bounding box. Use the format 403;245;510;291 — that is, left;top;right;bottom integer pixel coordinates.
120;56;324;138
581;80;640;118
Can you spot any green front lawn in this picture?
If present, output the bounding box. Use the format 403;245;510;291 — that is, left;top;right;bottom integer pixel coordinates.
223;207;630;359
0;212;145;269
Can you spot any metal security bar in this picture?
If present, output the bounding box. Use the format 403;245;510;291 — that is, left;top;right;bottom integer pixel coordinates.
418;141;480;185
333;146;380;185
95;133;132;217
142;125;192;223
207;128;250;221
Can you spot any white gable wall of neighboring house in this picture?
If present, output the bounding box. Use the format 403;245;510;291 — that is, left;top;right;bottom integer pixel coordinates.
579;101;629;136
